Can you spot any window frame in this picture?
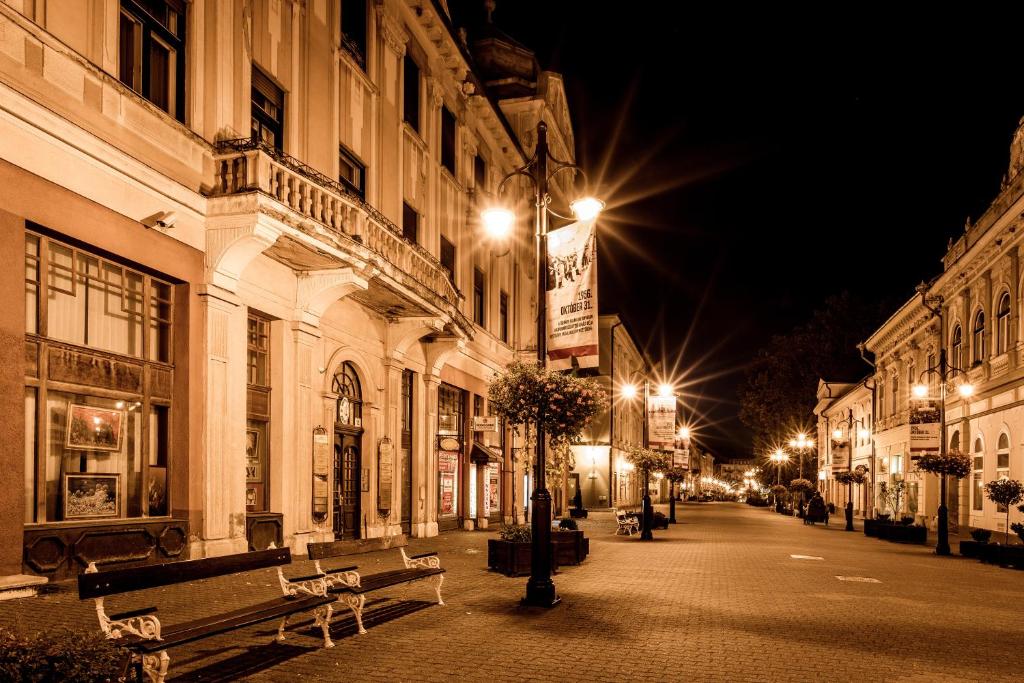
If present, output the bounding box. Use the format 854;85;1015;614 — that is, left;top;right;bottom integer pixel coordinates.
338;144;366;199
973;309;986;364
996;292;1011;355
402;202;419;244
951;324;963;374
118;0;186;121
972;437;984;512
441;106;457;175
473;268;485;327
340;0;368;69
251;67;285;151
499;290;509;343
403;54;421;133
440;235;456;283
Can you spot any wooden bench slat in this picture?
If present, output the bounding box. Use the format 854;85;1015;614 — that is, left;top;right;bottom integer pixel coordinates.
129;594;334;653
108;606;158;621
322;565;358;575
329;567;445;595
288;572;328;582
408;551;438;559
78;548;293;599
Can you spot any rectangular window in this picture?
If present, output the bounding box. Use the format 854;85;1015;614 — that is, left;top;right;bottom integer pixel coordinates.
473;268;485;326
972;472;984;511
118;0;185;120
251;67;284;151
26;231;177;523
441;106;457;175
403;55;420;133
339;145;366;199
499;291;509;343
340;0;367;68
246;311;272;513
440;235;456;282
402;203;419;244
474;154;487;191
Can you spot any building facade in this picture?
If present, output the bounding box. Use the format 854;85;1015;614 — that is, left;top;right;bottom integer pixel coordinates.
0;0;583;582
814;380;873;516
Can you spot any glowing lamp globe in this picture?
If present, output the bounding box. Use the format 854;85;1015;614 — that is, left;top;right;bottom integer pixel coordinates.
658;383;673;397
958;383;975;398
481;207;515;239
912;383;928;398
620;383;638;400
570;196;604;221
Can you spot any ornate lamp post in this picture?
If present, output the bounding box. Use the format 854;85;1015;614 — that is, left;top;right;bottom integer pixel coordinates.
770;450;789;511
482;120;602;608
910;308;974;555
787;432;815;481
831;414;870;531
622;381;674;540
670;426;691;523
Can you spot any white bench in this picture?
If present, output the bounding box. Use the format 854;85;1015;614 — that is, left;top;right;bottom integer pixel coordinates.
614;509;640;536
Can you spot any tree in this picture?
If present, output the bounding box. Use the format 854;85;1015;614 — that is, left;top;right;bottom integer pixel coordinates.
738;292;892;453
984;479;1024;545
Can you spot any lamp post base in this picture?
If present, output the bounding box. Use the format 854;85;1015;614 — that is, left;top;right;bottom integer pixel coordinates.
641;493;654;541
936;503;951;556
523;488;560;607
522;580;561;608
669;486;677;524
845;502;854;531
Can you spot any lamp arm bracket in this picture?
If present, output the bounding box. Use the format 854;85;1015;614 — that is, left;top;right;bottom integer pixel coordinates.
496;168;538;196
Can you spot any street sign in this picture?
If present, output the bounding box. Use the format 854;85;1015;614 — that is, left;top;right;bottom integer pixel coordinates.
472;416;500;432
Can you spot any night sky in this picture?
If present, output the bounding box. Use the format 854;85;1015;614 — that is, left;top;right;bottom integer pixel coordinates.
449;2;1024;460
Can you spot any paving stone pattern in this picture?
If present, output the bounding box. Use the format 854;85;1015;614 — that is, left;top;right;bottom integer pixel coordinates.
1;503;1022;682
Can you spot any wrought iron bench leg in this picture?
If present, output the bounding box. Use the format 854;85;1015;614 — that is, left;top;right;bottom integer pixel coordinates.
428;574;445;606
314;604;335;648
140;650;169;683
276;614;290;641
341;593;367;634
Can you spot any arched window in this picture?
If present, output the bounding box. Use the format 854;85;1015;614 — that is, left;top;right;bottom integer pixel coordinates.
972;436;984;512
997;293;1011;355
332;362;363;428
997;431;1010;471
972;310;986;364
949;429;960;453
951;325;963;374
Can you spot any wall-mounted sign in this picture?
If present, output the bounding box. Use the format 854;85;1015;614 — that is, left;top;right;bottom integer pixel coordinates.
673;448;690;469
312;426;330;523
378;437;394;513
439;436;461;452
472;416;500;433
647;395;676;450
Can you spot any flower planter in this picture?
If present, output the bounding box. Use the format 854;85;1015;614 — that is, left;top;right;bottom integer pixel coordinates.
874;522;927;544
569;508;588;519
552;530;588;565
487;539;558;577
959;540;992;559
981;543;1024;568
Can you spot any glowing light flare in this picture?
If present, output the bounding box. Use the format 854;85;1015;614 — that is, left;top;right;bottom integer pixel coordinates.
620;383;638;400
570;196;604;221
480;207;515;239
958;383;975;397
678;426;691;440
912;383;928;398
658;383;674;397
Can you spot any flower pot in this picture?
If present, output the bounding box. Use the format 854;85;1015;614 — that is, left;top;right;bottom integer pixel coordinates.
984;544;1024;569
863;519;878;537
487;539;559;577
959;540;991;558
569;508;588;519
874;522;927;544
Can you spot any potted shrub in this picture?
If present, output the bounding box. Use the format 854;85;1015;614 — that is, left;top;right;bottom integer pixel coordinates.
789;478;814;517
626;447;671;538
983;479;1024;568
487;525;558;577
0;627;128;682
960;528;993;559
769;484;787;512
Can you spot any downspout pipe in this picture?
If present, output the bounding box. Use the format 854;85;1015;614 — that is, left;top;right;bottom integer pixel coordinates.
857;343;878;519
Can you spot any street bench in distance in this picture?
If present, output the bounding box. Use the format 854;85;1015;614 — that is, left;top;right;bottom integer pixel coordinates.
78;547;335;683
281;542;445;635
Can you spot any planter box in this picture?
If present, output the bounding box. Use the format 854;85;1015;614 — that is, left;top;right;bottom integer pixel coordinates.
487;539;558;577
874;523;927;544
959;540;991;559
981;543;1024;568
569;508;588;519
552;530;588;566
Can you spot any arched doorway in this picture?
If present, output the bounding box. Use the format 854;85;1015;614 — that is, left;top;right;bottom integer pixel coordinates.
333;362;363;540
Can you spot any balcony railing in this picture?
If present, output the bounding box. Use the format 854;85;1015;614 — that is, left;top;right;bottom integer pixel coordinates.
210;138;461;313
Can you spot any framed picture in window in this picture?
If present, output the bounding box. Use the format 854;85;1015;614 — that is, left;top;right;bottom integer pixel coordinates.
246;429;261;482
66;404;125;452
64;473;120;520
147;466;168;516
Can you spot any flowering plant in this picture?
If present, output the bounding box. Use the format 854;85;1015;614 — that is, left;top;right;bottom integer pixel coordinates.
663;466;688;483
769;484;787;496
625;446;671;475
788;478;814;493
835;470;866;486
915;451;971;479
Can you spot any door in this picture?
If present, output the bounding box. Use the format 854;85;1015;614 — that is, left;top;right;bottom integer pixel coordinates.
333;433;361;540
568;472;582;509
400;369;414;534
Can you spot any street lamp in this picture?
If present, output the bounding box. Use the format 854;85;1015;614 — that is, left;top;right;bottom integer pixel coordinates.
769;449;789;511
671;425;692;523
787;432;815;480
914;283;975;556
831;413;870;531
482;120;602;608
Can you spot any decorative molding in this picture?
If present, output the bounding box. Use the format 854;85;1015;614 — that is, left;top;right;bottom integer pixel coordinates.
206;219;282;292
378;8;408;56
296;268;370;325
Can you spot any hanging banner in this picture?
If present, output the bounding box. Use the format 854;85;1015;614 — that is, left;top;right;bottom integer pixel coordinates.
673;447;690;470
647;395;677;450
909;398;940;455
546;219;599;370
831;438;850;473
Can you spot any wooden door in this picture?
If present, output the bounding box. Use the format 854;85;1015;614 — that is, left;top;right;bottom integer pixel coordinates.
333;433;361;540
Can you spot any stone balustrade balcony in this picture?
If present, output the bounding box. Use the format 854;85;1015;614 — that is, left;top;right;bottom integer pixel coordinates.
208;138;471;334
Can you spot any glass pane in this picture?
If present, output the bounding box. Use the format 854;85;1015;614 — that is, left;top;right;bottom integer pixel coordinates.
972;474;983;511
25;235;38;334
998;452;1009;469
147;38;172;113
44;392;142;522
25;388;36;523
47;243;85;347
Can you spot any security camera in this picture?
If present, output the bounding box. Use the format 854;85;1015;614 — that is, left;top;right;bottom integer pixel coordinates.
155;211;178;229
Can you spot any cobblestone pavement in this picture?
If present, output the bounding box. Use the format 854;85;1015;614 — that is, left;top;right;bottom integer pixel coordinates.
2;503;1023;682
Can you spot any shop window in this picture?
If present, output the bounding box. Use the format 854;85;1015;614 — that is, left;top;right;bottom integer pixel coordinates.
246;311;272;512
973;438;984;512
997;292;1011;355
440;235;456;282
403;55;420;133
340;0;367;68
25;231;176;523
338;145;366;199
438;383;465;523
403;202;419;244
252;67;284;151
332;362;363;429
118;0;185;121
441;106;457;175
473;268;485;326
499;291;509;343
996;432;1010;512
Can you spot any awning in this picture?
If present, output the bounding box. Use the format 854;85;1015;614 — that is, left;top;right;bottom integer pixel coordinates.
470;441;502;465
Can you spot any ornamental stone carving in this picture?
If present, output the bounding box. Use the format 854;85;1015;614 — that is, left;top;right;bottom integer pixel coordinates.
378;8;408;56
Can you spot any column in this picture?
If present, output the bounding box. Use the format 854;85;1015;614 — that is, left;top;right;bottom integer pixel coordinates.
0;212;25;578
421;373;441;537
193;285;249;557
375;5;408;222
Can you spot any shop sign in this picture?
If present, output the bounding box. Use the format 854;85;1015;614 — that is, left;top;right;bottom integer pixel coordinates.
439;436;461;451
439;450;459;474
909;398;940;455
546;219;599;369
472;416;500;432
